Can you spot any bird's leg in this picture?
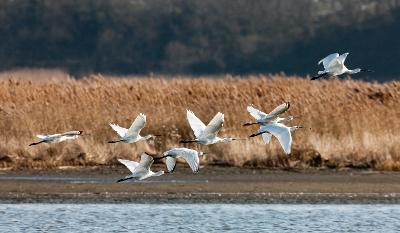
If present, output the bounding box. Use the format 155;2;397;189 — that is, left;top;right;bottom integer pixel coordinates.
29;141;45;146
116;176;136;183
249;131;269;138
311;72;330;80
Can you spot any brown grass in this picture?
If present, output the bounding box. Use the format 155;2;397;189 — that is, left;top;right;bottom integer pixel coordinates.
0;69;399;170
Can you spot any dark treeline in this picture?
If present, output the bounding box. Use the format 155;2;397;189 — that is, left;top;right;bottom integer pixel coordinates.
0;0;400;80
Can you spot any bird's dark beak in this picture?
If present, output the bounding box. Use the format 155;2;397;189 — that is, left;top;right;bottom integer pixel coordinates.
243;122;257;126
79;131;84;134
361;69;373;72
232;138;246;141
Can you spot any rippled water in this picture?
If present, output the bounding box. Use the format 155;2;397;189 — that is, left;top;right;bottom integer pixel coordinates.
0;204;399;232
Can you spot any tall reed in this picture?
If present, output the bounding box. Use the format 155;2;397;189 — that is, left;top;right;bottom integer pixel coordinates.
0;70;399;170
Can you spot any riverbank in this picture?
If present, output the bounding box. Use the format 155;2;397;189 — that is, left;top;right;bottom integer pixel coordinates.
1;166;399;204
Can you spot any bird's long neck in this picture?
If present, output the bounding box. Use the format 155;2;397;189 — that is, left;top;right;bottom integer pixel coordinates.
152;171;164;176
219;137;232;143
347;69;358;74
278;116;292;123
143;135;154;140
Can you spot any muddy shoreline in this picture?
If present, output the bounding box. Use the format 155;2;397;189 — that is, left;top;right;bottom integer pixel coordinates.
1;166;399;204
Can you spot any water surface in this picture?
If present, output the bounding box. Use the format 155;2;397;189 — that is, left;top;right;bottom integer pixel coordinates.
1;204;399;232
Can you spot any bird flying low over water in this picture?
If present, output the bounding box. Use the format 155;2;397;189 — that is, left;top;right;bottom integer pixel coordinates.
244;102;293;126
180;110;243;145
108;113;160;144
116;153;164;182
156;148;205;173
312;52;372;80
29;131;83;146
249;123;302;155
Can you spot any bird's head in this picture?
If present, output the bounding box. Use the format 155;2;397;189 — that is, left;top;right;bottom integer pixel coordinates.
290;126;303;131
199;151;207;157
78;131;83;135
223;137;245;143
154;170;165;176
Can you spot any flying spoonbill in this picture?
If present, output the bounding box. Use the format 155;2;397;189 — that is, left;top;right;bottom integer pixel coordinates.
116;153;164;182
108;113;160;144
244;102;293;126
312;52;372;80
29;131;83;146
180;110;242;145
156;148;205;173
249;123;302;154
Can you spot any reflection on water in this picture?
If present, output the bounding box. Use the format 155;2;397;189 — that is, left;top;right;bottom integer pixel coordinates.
0;204;399;232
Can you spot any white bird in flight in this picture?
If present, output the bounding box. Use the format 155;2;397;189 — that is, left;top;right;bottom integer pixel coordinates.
29;131;83;146
116;153;164;182
244;103;300;145
156;148;205;173
249;123;302;154
244;102;293;126
180;110;242;145
108;113;160;144
312;52;372;80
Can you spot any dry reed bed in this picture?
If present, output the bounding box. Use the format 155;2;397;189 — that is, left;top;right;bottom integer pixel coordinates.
0;71;399;170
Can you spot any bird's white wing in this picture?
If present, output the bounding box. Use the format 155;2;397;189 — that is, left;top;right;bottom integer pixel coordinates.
247;105;268;120
267;102;290;117
126;113;146;137
165;157;177;173
109;123;128;137
179;150;200;173
318;53;339;69
326;52;349;70
186;110;206;138
117;159;140;173
263;124;292;154
261;132;272;144
336;52;349;65
138;153;154;171
203;112;224;139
